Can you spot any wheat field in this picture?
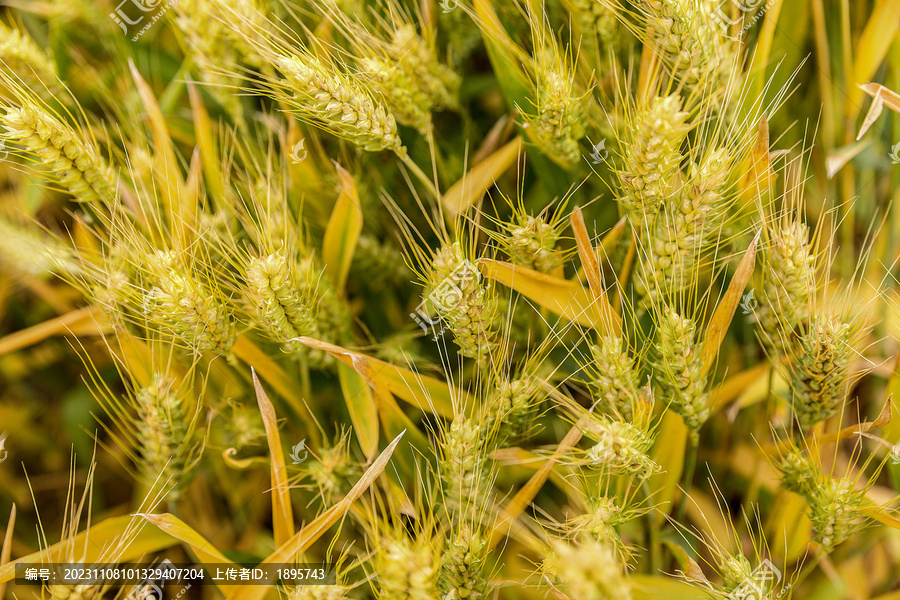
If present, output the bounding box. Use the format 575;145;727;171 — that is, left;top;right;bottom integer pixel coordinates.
1;0;900;599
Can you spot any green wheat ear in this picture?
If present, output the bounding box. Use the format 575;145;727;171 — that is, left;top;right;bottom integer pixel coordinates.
245;252;319;353
289;585;352;600
758;237;814;347
502;214;565;274
374;534;438;599
426;242;499;366
271;53;403;153
618;94;690;224
0;21;58;93
544;538;633;600
786;312;866;430
1;104;117;206
588;336;641;421
133;374;194;500
142;249;237;355
654;305;710;440
521;36;586;169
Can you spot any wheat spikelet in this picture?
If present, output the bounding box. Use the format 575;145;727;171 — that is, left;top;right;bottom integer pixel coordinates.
718;555;758;593
360;57;432;134
493;377;542;443
619;95;690;222
645;0;737;92
0;215;78;278
807;476;866;553
439;524;489;600
564;0;624;55
306;435;362;503
0;22;58;89
135;374;194;499
787;314;862;430
1;105;117;205
589;336;641;421
776;448;816;495
567;497;623;545
143;250;236;354
502;214;564;274
388;25;461;112
375;536;437;600
351;234;410;287
290;585;351;600
427;243;498;365
245;253;318;353
523;44;585;168
546;538;632;600
174;0;257;125
441;417;487;515
275;53;402;153
582;415;659;477
655;306;709;440
637;147;732;302
758;219;816;351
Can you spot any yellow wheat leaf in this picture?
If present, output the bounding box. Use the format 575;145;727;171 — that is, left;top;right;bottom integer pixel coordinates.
252;369;295;546
323;165;363;293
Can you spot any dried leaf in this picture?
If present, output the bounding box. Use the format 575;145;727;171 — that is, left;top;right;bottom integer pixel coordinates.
252;369;295;546
0;306;110;357
128;59;184;230
443;137;523;217
0;515;176;583
571;206;622;337
857;83;900;140
296;337;458;418
700;231;760;376
480;259;620;334
489;422;583;549
0;505;15;598
231;334;320;445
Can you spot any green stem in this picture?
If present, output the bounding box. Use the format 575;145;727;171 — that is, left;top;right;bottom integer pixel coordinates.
642;480;662;574
675;437;698;523
397;151;440;199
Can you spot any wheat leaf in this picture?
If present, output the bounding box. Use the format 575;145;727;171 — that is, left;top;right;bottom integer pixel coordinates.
443;137;523;217
322;164;363;293
296;336;458;418
252;369;295;546
224;431;406;600
337;361;380;462
480;259;620;334
700;230;760;376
